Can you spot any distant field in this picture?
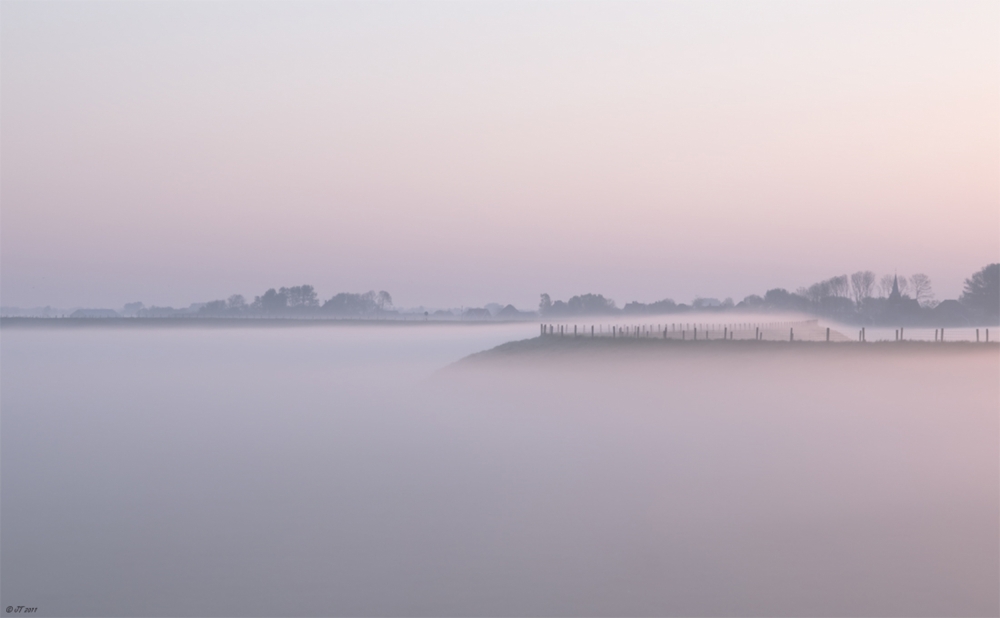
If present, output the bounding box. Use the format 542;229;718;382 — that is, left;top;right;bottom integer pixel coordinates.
0;317;525;329
456;334;1000;367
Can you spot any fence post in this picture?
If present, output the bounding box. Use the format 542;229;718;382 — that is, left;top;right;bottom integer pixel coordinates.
976;328;980;342
790;328;793;342
940;328;944;342
826;327;830;342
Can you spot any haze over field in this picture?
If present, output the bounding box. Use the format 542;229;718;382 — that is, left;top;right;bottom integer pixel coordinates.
3;325;997;616
2;1;998;309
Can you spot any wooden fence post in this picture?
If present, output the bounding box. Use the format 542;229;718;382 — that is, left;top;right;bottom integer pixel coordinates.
826;327;830;342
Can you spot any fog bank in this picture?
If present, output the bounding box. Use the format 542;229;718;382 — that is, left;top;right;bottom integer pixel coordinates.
2;324;996;615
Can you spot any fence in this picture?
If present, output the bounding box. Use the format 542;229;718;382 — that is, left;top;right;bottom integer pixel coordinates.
538;320;995;343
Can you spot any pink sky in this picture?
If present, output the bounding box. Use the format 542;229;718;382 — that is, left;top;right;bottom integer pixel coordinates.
2;1;997;309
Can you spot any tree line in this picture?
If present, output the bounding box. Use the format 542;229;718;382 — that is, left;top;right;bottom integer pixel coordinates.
197;286;395;317
539;263;999;325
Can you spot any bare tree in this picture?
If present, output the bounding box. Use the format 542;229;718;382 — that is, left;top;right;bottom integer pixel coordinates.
850;271;876;306
909;274;934;306
828;275;849;297
803;281;830;302
877;274;895;298
896;275;909;297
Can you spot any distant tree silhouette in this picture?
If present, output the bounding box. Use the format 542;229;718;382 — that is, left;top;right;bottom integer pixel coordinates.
622;298;679;314
567;293;617;314
763;288;809;311
539;293;552;314
256;288;288;313
282;285;319;308
540;293;617;315
960;263;1000;319
877;274;895;299
322;291;377;315
376;291;393;311
802;275;848;302
850;271;876;306
828;275;849;298
198;300;227;315
122;302;145;317
909;274;934;306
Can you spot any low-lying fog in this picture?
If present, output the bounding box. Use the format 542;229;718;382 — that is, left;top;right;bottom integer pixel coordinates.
2;322;997;616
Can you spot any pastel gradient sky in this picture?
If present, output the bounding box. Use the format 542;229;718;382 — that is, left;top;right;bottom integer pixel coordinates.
2;1;997;309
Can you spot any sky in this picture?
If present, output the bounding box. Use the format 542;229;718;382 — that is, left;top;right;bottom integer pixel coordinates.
2;1;997;310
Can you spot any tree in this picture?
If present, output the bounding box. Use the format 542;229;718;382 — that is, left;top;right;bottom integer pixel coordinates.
122;302;145;317
566;293;616;314
960;263;1000;318
199;300;227;315
909;274;934;306
805;275;848;301
877;274;895;299
849;271;875;306
322;291;377;315
282;285;318;308
763;288;809;311
803;281;829;302
227;295;247;311
828;275;849;298
376;291;393;311
539;293;552;314
257;288;288;313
